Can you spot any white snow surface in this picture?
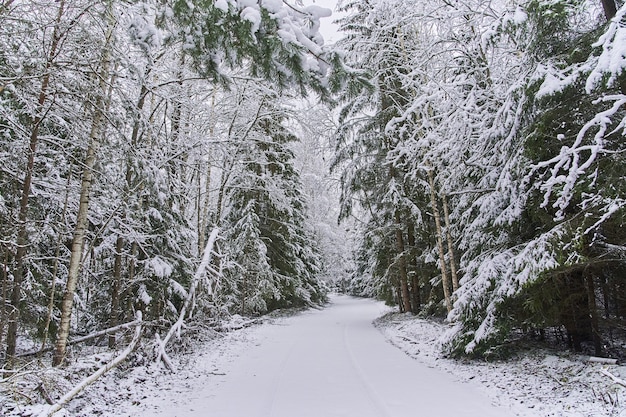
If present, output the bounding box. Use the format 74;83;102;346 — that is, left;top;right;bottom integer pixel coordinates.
141;295;511;417
3;295;625;416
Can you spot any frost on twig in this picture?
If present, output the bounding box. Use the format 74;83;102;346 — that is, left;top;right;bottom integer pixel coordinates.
155;228;222;371
40;311;143;417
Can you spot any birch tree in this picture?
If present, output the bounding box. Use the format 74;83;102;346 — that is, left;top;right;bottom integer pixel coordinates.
52;0;117;366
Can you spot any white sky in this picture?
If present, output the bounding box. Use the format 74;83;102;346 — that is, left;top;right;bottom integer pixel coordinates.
307;0;346;43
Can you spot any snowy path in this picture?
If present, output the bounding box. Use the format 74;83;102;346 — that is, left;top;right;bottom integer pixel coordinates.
146;295;515;417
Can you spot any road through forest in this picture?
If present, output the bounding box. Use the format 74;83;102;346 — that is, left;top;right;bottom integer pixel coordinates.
147;295;516;417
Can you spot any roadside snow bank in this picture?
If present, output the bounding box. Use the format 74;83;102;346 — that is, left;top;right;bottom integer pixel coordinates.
0;315;271;417
375;312;626;417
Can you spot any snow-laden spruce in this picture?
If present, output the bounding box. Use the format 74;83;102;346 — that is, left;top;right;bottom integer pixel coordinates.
334;0;626;356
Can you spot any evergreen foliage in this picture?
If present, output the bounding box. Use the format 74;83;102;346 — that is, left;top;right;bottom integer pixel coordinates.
2;0;626;369
0;0;332;365
220;85;327;314
334;0;626;358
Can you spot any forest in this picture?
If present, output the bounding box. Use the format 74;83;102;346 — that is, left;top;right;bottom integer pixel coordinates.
0;0;625;384
334;0;626;359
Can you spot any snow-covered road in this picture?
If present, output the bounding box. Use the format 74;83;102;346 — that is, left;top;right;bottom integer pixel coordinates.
148;295;515;417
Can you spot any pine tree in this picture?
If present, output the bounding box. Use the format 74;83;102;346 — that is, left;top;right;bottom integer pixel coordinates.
221;84;326;314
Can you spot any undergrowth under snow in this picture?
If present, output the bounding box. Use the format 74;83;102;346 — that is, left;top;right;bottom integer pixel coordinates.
375;312;626;417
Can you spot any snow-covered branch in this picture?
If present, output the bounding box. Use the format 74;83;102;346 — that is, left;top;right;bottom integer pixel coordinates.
599;368;626;388
532;95;626;220
40;312;143;417
155;228;221;371
17;319;142;358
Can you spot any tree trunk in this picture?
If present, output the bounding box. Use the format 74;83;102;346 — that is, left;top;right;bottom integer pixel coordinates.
394;213;412;313
108;235;124;348
40;165;72;353
600;0;617;20
0;0;15;16
53;121;101;366
127;241;138;313
166;53;187;208
427;164;452;313
5;0;65;365
198;90;216;255
585;272;602;356
405;221;421;311
599;0;626;95
0;248;7;348
560;271;593;352
442;194;459;293
52;2;114;366
108;78;150;347
45;313;142;417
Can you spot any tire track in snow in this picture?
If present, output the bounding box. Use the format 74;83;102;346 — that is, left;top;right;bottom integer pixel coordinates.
341;323;393;417
261;336;298;417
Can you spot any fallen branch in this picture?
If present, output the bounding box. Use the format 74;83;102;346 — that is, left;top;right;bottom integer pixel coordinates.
36;383;54;405
40;311;143;417
155;228;221;370
586;356;618;365
215;318;261;332
600;368;626;388
18;319;141;358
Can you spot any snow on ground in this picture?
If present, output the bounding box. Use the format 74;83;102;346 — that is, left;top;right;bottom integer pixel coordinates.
2;295;625;416
134;294;512;417
0;318;268;417
375;312;626;417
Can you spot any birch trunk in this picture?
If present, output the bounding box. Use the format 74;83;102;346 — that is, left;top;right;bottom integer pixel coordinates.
40;165;72;353
43;313;142;417
427;164;452;313
442;194;459;293
52;2;114;366
5;0;65;364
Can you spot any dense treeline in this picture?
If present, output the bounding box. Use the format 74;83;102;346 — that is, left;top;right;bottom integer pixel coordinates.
334;0;626;358
2;0;625;372
0;0;340;367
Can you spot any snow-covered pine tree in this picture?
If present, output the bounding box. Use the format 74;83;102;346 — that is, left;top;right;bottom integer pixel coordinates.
165;0;335;95
220;82;326;314
442;0;625;356
511;0;625;354
333;0;445;313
